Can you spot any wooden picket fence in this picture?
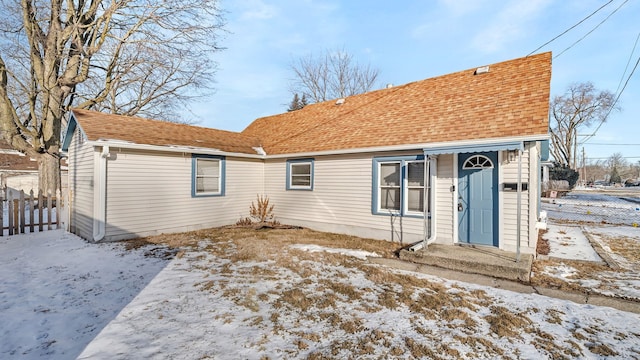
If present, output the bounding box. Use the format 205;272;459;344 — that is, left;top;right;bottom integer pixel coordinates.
1;187;62;236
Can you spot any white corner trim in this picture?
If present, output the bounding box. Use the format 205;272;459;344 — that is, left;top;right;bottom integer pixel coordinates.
92;145;109;242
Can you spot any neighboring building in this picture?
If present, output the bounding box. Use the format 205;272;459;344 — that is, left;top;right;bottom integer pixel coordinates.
62;52;551;255
0;139;39;193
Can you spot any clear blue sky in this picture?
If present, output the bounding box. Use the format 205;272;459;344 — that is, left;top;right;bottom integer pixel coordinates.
192;0;639;164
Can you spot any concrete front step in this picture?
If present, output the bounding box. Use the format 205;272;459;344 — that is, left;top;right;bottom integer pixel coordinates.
399;243;533;282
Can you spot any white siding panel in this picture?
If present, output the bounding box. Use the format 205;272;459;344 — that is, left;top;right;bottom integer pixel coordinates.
103;150;263;240
500;146;535;253
265;151;427;243
68;129;95;240
434;154;455;244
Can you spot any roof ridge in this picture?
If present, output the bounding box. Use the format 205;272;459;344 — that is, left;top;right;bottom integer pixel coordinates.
263;86;405;150
71;108;257;139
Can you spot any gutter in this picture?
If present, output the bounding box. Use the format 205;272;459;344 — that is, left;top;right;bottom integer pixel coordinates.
265;134;549;159
85;135;548;161
86;140;265;159
409;155;437;251
92;145;109;242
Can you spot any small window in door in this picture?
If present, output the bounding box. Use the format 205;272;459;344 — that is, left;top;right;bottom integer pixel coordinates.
462;155;493;169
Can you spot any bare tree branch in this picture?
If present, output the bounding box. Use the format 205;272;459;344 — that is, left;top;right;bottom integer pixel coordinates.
289;47;380;103
0;0;226;191
549;82;618;168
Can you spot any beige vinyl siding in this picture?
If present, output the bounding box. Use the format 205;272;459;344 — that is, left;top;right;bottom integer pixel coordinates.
500;145;534;253
433;154;455;244
68;129;95;240
103;149;263;240
528;143;541;249
265;151;427;243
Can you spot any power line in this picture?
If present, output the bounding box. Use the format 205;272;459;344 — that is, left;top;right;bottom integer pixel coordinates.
587;156;640;160
580;27;640;145
554;0;629;59
527;0;614;56
581;53;640;143
587;143;640;146
614;31;640;95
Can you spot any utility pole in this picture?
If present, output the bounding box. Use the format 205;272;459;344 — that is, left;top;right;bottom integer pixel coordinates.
573;129;578;170
582;147;586;186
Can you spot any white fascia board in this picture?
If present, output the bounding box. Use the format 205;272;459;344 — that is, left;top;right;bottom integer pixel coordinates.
86;140;265;159
0;149;25;155
264;134;549;159
86;134;549;160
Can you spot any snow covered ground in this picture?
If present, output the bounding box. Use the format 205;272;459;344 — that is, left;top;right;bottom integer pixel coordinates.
542;187;640;226
1;191;640;359
0;230;171;359
539;190;640;301
542;223;601;261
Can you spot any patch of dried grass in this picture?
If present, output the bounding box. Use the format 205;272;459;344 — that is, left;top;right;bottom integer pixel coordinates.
544;308;564;325
277;287;314;312
275;259;319;280
530;328;574;359
587;343;618;357
485;305;531;338
404;337;438;358
339;317;364;334
603;235;640;263
377;290;399;309
537;229;550;255
531;260;611;293
453;335;505;357
441;308;478;330
320;280;361;301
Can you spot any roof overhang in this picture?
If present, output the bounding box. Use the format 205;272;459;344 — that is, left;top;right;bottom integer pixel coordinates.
85;140;265;159
423;140;524;156
61;110;264;158
61;111;79;152
266;135;548;159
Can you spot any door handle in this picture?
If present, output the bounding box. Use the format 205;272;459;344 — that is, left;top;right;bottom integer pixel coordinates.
458;203;463;212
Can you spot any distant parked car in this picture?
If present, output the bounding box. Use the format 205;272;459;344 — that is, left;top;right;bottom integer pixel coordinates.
625;180;640;187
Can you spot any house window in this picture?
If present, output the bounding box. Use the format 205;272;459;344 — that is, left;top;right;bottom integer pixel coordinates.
287;159;314;190
373;155;428;216
463;155;493;169
379;162;401;210
406;161;425;213
192;155;225;197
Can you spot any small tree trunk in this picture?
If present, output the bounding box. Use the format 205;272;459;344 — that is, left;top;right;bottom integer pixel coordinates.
38;153;60;194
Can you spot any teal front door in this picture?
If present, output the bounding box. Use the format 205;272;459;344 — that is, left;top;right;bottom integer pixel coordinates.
458;152;498;246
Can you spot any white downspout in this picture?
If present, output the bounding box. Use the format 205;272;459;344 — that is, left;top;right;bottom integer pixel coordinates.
516;148;522;262
409;155;437;251
93;145;109;242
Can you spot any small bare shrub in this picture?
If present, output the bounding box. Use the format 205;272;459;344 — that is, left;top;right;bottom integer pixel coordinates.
250;194;275;223
235;217;253;226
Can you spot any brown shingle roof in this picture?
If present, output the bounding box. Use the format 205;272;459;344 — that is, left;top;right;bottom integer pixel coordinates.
242;52;552;155
0;139;38;171
70;109;262;155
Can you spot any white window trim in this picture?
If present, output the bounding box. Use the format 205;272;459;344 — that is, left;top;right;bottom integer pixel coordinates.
378;161;402;214
373;156;427;217
287;159;314;190
404;160;426;216
192;155;225;197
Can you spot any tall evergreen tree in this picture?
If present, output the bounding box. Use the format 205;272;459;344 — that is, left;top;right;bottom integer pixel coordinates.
610;166;621;184
287;93;305;111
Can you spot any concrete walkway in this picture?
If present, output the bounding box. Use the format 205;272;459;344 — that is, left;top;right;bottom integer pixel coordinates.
398;244;533;282
369;257;640;314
